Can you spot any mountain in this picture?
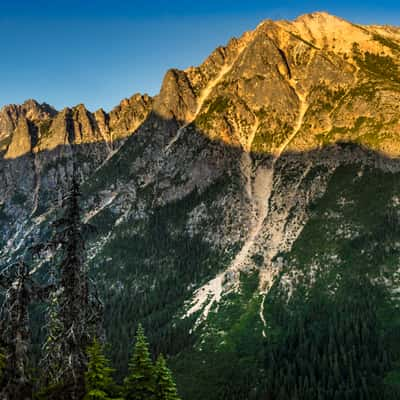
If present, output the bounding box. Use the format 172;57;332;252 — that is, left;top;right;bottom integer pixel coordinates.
2;11;400;399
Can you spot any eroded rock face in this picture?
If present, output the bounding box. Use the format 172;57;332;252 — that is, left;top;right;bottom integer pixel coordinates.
108;93;153;141
0;100;56;153
4;117;33;159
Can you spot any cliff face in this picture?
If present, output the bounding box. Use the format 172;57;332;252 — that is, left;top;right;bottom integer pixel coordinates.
1;12;400;399
0;93;153;156
0;100;56;153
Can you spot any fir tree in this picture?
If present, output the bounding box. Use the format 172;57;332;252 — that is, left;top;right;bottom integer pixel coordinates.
154;354;181;400
84;339;119;400
124;324;156;400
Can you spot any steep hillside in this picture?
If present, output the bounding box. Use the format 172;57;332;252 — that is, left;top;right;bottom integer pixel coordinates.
2;11;400;399
0;94;152;258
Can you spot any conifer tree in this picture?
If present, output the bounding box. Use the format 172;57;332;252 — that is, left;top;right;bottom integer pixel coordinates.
124;324;156;400
154;354;181;400
84;339;118;400
40;167;103;399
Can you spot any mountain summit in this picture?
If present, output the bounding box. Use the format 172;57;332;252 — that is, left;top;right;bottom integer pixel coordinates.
1;12;400;399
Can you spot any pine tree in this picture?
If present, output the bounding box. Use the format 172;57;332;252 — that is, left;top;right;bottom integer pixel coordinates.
124;324;156;400
84;339;119;400
154;354;181;400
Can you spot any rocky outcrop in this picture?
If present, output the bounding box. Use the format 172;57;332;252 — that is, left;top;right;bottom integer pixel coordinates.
4;117;33;159
0;100;56;153
108;94;153;141
1;94;153;158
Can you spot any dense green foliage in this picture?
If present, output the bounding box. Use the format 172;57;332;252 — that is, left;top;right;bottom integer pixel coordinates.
172;272;265;400
123;324;181;400
84;339;119;400
124;324;157;400
90;175;238;376
154;355;180;400
263;278;398;399
32;326;181;400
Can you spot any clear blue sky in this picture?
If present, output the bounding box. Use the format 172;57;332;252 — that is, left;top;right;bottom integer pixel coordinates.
1;0;399;112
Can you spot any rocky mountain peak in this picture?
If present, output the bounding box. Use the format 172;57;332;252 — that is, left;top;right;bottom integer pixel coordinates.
0;100;57;152
145;11;400;156
3;116;33;159
294;10;344;24
21;99;56;119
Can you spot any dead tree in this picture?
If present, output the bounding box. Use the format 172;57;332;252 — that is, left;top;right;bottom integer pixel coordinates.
40;171;103;399
0;260;54;400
